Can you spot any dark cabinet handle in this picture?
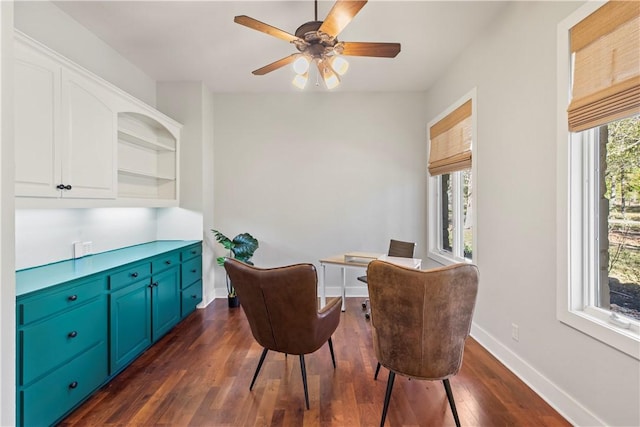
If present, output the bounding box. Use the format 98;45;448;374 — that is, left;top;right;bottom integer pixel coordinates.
68;295;78;301
64;185;72;190
68;331;78;338
165;260;171;265
153;282;158;287
131;272;138;278
191;269;197;273
191;295;197;299
56;184;65;190
191;250;196;254
69;381;78;389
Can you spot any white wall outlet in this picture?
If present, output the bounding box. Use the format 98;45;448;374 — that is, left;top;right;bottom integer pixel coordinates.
82;241;93;256
511;323;519;342
73;241;83;259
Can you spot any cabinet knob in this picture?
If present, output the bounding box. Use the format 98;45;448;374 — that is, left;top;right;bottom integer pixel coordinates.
68;295;78;301
131;272;138;278
153;282;158;287
165;260;171;265
191;295;197;299
191;269;197;273
56;184;65;190
64;184;72;190
68;331;78;338
191;250;196;254
69;381;78;389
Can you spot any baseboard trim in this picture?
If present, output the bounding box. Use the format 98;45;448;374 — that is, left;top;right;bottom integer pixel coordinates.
470;322;605;427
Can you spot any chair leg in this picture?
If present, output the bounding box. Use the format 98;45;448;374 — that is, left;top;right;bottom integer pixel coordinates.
250;348;268;391
374;362;381;380
299;355;310;409
380;371;395;427
328;337;336;368
443;379;461;427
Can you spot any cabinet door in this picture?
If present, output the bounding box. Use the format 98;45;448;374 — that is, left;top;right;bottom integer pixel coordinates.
14;42;62;198
152;267;180;340
61;68;117;199
109;279;151;374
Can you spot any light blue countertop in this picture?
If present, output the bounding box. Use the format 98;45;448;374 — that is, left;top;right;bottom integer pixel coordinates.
16;240;201;297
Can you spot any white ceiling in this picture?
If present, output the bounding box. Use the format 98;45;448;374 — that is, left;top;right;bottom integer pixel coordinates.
52;1;508;93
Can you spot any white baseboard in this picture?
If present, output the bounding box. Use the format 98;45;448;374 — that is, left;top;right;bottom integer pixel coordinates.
470;322;605;427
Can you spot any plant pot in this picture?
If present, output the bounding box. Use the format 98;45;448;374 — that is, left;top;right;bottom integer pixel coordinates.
228;295;240;308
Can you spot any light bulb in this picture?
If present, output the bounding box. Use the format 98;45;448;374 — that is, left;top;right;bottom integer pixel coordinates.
293;55;310;74
292;72;308;89
330;56;349;75
322;67;340;89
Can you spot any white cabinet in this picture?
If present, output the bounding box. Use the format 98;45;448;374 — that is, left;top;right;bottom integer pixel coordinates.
14;40;117;200
14;32;181;208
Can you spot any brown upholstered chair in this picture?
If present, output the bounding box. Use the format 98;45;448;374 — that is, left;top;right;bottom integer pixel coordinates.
223;258;342;409
366;260;479;427
358;239;416;319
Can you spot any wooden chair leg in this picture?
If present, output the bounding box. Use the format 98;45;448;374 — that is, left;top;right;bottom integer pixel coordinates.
328;337;336;368
374;362;381;380
380;371;395;427
443;378;461;427
299;355;310;410
249;348;268;391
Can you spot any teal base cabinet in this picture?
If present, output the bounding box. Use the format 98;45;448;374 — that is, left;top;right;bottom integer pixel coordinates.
16;240;202;427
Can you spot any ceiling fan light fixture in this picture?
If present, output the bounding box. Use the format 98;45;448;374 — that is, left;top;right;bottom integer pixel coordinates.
319;63;340;89
330;56;349;76
292;72;309;89
292;55;310;74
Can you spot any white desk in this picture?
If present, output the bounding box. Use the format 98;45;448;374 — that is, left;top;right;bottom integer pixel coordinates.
319;252;422;311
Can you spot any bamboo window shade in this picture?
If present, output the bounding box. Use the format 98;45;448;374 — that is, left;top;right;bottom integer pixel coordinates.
428;99;472;176
567;0;640;132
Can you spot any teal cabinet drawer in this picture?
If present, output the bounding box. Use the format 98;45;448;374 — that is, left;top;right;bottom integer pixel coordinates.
20;297;106;386
18;276;105;325
181;279;202;317
181;256;202;288
152;252;180;274
181;244;201;261
109;262;151;290
20;342;107;427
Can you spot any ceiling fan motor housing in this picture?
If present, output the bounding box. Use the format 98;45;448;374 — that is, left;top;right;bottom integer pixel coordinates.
293;21;341;57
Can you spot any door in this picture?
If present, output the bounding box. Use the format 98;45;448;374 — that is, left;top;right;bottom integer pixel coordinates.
151;267;180;340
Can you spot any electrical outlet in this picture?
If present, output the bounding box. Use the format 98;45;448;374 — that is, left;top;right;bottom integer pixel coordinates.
82;241;93;256
73;241;83;259
511;323;519;342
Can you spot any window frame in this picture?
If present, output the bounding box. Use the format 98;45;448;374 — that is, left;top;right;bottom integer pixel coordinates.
556;1;640;360
427;89;477;266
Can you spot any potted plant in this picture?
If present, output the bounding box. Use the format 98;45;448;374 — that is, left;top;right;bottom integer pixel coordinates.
212;229;259;308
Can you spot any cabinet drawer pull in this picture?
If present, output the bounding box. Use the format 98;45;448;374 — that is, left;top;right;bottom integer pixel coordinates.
68;295;78;301
64;184;72;190
68;331;78;338
191;295;198;299
191;269;197;273
191;250;197;254
131;272;139;278
69;381;78;389
165;260;171;265
56;184;65;190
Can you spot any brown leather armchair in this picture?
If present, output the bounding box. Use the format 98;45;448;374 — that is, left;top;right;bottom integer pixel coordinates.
223;258;342;409
366;260;479;427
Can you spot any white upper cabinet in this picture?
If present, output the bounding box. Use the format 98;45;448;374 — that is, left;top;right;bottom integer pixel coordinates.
14;32;181;208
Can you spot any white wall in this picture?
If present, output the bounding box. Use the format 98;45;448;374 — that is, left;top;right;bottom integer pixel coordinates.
13;0;156;106
423;2;639;426
0;2;16;424
156;82;215;306
212;92;427;297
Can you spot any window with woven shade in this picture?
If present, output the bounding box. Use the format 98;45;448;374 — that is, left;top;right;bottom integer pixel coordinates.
428;99;472;176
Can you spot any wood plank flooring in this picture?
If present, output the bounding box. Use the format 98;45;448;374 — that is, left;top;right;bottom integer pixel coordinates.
59;298;570;426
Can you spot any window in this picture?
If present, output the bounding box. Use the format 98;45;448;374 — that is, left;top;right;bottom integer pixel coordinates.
427;90;476;265
557;1;639;359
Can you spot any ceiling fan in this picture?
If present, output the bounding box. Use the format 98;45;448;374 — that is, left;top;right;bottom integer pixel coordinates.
234;0;401;89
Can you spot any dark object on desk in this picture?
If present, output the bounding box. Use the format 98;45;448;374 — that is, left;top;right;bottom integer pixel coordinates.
358;239;415;318
366;260;479;427
223;258;341;410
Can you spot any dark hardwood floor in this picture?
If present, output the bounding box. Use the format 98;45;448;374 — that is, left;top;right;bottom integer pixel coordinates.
59;298;570;426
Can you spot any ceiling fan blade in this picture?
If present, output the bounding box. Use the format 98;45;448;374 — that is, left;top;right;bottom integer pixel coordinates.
341;42;401;58
252;54;298;75
319;0;368;38
234;15;300;43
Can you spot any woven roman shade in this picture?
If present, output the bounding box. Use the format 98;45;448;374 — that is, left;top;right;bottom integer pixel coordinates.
568;1;640;132
428;99;472;176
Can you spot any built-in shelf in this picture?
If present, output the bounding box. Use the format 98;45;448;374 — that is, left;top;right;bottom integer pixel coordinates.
118;129;175;152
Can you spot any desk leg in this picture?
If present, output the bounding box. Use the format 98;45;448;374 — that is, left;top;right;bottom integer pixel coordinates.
320;263;326;308
341;267;346;312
